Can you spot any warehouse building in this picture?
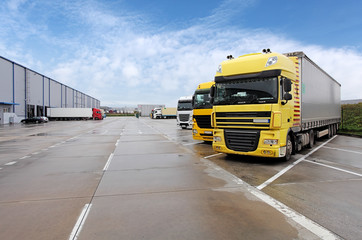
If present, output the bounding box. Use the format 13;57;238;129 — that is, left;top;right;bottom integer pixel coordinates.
0;56;100;124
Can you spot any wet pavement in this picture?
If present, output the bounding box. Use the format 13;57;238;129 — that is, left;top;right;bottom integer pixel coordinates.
0;117;360;239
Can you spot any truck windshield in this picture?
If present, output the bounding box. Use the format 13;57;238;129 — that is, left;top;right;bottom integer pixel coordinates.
213;77;278;105
193;89;212;109
177;101;193;110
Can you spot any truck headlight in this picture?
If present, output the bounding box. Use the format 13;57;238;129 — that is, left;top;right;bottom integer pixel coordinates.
265;56;278;67
214;136;222;142
264;139;278;145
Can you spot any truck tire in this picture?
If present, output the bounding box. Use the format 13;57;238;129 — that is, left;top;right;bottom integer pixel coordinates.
282;135;292;162
307;130;314;148
328;125;333;138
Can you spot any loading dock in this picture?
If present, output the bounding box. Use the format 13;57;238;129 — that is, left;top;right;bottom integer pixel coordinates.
0;56;100;124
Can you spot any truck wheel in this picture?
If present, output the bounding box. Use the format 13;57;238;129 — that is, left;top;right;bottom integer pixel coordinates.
307;130;314;148
333;124;337;136
282;135;292;162
328;125;333;138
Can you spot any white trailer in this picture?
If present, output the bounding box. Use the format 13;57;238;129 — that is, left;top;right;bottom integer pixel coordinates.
47;108;99;120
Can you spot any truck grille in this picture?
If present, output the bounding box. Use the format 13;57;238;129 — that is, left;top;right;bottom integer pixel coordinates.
179;114;190;122
216;111;271;128
194;115;212;128
224;129;260;152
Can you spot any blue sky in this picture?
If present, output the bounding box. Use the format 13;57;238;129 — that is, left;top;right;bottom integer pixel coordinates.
1;0;361;107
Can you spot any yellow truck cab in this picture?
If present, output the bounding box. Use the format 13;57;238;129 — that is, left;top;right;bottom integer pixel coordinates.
210;50;340;161
192;81;214;141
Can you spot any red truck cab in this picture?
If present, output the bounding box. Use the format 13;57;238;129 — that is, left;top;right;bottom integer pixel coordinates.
92;108;103;120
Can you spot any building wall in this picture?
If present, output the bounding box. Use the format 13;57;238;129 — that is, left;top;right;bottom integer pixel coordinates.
0;58;13;103
14;65;26;117
50;80;62;108
27;69;43;107
0;56;101;123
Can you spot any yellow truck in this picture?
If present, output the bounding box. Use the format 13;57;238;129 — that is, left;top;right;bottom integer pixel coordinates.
192;81;214;142
210;50;341;161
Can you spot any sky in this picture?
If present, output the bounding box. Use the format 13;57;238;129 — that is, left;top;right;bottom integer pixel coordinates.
1;0;361;107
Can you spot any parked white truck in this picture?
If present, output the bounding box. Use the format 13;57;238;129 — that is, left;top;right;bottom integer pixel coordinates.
177;96;193;129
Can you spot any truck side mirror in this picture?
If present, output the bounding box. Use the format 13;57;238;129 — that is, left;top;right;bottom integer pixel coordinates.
210;97;214;105
209;85;215;105
284;93;292;100
282;92;292;105
283;78;292;92
210;85;215;98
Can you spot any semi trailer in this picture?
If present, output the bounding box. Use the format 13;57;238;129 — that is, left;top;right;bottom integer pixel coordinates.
192;81;214;141
210;50;341;161
47;108;103;121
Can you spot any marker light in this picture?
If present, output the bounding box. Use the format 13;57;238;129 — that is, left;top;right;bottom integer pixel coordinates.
264;139;278;145
217;65;222;73
265;56;278;67
253;119;270;123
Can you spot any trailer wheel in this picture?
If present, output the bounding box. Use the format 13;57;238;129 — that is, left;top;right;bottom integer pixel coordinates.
282;135;292;162
307;130;314;148
328;125;333;138
333;124;337;136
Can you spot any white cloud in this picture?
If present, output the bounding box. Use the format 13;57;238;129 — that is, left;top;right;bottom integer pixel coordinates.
48;23;362;106
1;0;361;107
7;0;27;11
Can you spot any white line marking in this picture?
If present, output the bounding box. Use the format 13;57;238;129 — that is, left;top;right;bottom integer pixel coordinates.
69;204;92;240
103;153;114;171
204;153;223;159
257;158;304;190
138;130;143;134
323;146;362;155
257;136;337;190
202;158;340;239
32;152;40;155
183;142;200;146
19;156;30;159
249;188;340;240
115;139;120;147
304;159;362;177
5;161;17;166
